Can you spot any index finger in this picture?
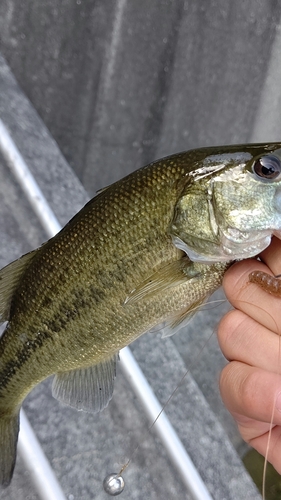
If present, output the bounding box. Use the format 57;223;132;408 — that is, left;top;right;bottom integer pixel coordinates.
260;235;281;275
223;258;281;335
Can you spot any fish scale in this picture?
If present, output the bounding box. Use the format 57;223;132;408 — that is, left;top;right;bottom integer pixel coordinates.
0;157;186;394
1;143;281;487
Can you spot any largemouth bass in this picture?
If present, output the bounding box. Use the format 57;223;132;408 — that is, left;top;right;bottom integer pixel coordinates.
1;143;281;486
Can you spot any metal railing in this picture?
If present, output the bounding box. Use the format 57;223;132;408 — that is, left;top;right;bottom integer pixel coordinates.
0;118;213;500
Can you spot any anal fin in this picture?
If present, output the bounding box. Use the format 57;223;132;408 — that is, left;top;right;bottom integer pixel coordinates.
52;354;118;413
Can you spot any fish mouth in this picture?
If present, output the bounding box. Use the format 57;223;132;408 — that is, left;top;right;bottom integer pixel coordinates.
172;230;273;264
219;229;272;261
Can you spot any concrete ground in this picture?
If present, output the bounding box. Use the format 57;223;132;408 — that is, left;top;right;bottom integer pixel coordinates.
2;3;281;498
0;55;261;500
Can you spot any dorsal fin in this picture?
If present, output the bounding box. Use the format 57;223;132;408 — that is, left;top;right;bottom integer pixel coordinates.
95;185;111;195
0;249;38;322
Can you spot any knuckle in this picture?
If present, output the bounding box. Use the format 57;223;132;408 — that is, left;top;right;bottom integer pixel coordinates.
239;370;260;412
218;362;237;400
217;310;246;353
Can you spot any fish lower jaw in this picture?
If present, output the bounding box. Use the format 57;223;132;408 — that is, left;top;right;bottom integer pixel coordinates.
171;233;272;264
220;233;272;260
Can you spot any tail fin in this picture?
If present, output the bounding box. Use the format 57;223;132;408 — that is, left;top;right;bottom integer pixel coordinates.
0;410;20;487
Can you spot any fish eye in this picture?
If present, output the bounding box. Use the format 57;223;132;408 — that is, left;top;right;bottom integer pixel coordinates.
252;154;281;181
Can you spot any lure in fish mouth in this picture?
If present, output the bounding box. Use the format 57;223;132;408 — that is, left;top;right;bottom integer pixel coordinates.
0;142;281;488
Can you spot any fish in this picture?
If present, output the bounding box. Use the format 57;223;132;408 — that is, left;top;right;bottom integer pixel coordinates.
1;143;281;487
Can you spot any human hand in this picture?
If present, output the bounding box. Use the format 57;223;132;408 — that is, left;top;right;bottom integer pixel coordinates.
218;236;281;473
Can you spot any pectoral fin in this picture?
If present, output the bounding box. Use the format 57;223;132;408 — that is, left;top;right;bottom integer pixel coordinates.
52;354;118;413
0;249;38;322
124;257;200;305
159;296;208;338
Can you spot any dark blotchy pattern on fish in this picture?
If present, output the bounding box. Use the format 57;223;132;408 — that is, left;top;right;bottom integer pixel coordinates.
1;143;281;487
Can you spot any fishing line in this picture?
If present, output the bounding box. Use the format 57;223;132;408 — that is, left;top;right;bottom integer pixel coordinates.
104;298;227;496
262;318;281;500
241;270;281;499
234;293;281;500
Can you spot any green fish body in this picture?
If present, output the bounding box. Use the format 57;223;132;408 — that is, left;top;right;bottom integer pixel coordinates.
1;143;281;486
